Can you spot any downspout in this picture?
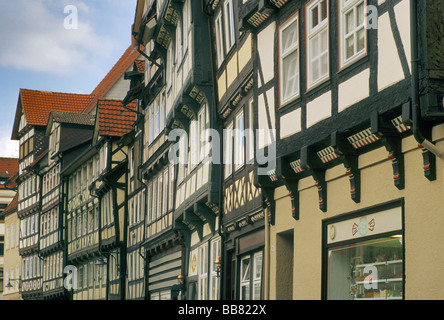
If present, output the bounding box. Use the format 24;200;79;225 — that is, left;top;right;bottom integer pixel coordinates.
264;207;270;300
410;0;444;159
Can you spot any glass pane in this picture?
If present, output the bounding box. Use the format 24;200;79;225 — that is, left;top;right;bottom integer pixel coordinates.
254;282;261;300
282;21;297;53
254;254;263;279
283;50;299;99
311;58;319;83
321;0;327;21
311;5;319;29
357;2;365;26
346;10;354;34
241;258;250;281
320;53;328;76
242;284;250;300
327;236;404;300
345;35;354;59
310;35;319;66
357;27;365;52
320;29;328;52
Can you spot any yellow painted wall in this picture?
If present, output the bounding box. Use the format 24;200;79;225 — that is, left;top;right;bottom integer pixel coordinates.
269;126;444;300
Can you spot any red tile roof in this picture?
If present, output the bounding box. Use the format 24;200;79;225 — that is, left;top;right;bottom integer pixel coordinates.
97;99;136;137
19;89;95;127
84;45;142;114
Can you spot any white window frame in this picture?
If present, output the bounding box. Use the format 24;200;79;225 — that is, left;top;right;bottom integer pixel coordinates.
224;122;233;179
210;238;221;300
240;255;251;300
234;110;245;170
252;251;263;300
339;0;367;69
306;0;329;89
223;0;235;54
279;12;300;105
198;242;208;300
215;12;225;67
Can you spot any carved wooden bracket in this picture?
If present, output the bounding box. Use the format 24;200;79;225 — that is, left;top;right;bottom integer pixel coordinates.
276;157;300;220
371;112;405;190
301;146;327;212
331;131;361;203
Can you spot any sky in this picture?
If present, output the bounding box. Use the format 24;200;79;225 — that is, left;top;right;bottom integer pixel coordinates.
0;0;138;158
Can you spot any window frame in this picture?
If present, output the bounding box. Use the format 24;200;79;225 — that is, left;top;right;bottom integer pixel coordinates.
338;0;367;69
305;0;329;90
279;11;300;106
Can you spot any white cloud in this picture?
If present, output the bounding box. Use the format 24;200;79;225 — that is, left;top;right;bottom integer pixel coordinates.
0;0;116;75
0;126;18;158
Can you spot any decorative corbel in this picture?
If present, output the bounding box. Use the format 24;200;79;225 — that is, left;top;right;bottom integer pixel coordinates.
331;131;361;203
301;146;327;212
261;187;276;225
276;157;300;220
183;210;203;240
402;103;436;181
371;112;405;190
173;219;191;249
194;202;216;235
254;166;276;225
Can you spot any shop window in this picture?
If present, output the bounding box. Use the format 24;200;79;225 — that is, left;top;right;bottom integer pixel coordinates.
328;236;403;300
325;205;404;300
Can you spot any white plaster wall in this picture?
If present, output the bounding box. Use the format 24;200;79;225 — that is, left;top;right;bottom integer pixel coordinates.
280;108;302;139
338;68;370;112
306;91;331;128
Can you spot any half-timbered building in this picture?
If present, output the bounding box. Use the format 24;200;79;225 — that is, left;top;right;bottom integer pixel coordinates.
240;0;444;300
62;123;104;300
131;0;222;300
11;89;96;300
91;99;136;300
205;0;264;300
41;111;97;300
130;0;185;300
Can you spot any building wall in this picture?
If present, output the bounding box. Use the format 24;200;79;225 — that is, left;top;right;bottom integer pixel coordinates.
3;212;21;300
269;127;444;300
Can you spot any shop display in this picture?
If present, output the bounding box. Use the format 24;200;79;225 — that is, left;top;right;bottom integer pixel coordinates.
327;236;404;300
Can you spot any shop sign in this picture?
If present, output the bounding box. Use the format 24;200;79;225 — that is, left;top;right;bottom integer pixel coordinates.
328;206;402;244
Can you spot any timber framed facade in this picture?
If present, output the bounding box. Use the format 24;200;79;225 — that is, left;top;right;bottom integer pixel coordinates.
5;0;444;301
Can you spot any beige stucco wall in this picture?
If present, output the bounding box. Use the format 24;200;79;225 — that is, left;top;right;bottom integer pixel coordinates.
3;211;21;300
269;125;444;300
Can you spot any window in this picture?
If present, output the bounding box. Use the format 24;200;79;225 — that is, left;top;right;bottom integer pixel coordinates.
234;110;245;170
247;99;254;163
215;13;224;67
224;122;233;179
223;0;235;54
339;0;366;68
306;0;329;89
279;12;299;104
240;251;263;300
198;243;208;300
210;238;221;300
240;256;250;300
325;206;404;300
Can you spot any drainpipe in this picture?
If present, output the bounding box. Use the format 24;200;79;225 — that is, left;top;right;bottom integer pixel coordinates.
264;208;270;300
410;0;444;159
